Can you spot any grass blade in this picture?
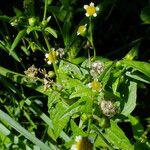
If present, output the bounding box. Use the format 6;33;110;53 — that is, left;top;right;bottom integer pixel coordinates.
0;109;51;150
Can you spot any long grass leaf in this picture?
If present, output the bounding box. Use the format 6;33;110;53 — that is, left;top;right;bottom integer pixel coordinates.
0;109;51;150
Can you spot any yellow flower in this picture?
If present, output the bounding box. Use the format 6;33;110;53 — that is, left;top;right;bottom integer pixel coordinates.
71;136;93;150
45;48;57;64
84;2;99;17
88;80;102;92
77;24;87;35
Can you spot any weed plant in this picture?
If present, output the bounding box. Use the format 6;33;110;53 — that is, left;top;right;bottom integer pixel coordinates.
0;0;150;149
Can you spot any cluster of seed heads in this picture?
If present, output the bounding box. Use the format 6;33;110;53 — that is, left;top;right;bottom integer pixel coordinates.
90;61;104;79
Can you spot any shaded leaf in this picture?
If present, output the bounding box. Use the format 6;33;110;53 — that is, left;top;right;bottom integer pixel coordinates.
128;115;144;140
140;6;150;24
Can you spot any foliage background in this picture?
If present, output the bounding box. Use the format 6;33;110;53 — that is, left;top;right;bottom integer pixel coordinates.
0;0;150;150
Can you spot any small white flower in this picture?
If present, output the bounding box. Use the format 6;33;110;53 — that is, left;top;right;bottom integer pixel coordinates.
45;48;57;65
47;60;52;64
84;2;99;17
88;80;102;92
45;53;49;58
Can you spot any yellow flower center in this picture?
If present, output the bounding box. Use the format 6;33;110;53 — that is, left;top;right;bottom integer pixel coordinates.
91;80;101;92
86;6;96;16
47;50;57;63
76;138;93;150
77;25;86;35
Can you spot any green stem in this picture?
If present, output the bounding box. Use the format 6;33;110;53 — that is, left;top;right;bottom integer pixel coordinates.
87;117;91;133
43;33;51;51
89;17;96;61
43;0;48;21
88;49;91;68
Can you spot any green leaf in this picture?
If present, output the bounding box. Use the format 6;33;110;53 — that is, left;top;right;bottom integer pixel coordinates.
44;27;57;38
50;102;69;139
140;6;150;24
126;71;150;84
99;61;115;88
121;81;137;116
25;99;70;142
128;115;144;140
48;91;61;109
0;15;11;22
61;97;86;119
70;87;94;99
26;26;41;34
59;60;84;80
10;29;26;55
0;123;10;136
0;109;51;150
123;45;139;60
104;120;134;150
121;60;150;78
70;120;87;137
60;0;70;8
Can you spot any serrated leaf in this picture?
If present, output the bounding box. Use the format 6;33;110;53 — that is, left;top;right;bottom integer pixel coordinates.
61;97;86;119
50;102;69;139
70;87;94;99
59;60;84;79
121;81;137;116
44;27;57;38
104;120;134;150
140;6;150;24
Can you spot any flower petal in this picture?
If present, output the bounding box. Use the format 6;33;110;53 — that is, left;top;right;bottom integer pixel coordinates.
45;53;49;58
90;2;94;6
84;5;88;9
96;7;99;11
93;13;97;17
47;61;51;64
85;13;90;17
